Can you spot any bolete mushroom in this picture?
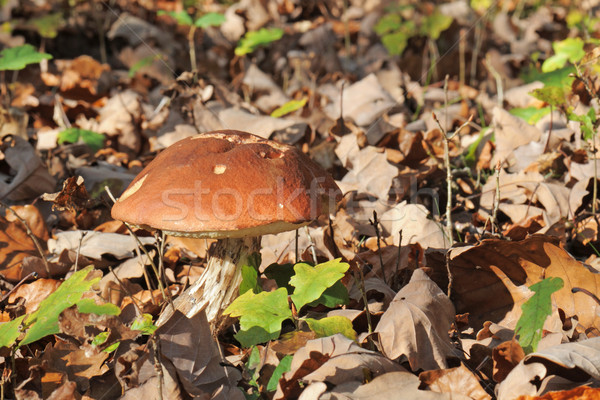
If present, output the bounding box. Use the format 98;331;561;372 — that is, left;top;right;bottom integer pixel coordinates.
111;130;341;332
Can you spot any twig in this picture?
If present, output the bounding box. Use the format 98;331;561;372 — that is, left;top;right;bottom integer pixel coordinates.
74;231;87;272
151;337;164;400
304;226;318;264
369;211;387;285
432;101;473;247
108;266;143;315
0;272;38;304
445;248;453;298
353;265;374;350
0;201;50;275
492;160;501;235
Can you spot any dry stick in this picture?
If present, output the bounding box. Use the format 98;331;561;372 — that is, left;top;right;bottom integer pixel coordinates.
108;266;144;315
295;229;299;264
353;266;374;350
491;160;501;235
151;337;164;400
394;230;403;278
369;211;387;285
74;231;87;272
485;54;504;106
432;111;473;247
0;201;50;275
304;226;318;265
459;28;466;87
105;186;171;305
0;272;37;304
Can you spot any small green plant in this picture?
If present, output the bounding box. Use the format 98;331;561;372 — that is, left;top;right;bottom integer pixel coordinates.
515;277;564;354
235;27;284;56
224;258;355;348
158;10;225;72
57;127;105;152
0;43;52;71
0;266;120;350
243;346;293;399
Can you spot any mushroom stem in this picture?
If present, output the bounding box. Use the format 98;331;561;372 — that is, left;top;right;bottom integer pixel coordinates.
157;236;261;332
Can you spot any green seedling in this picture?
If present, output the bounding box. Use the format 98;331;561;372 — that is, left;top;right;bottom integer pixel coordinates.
158;11;225;72
0;266;121;350
515;277;564;354
224;258;354;348
509;106;552;125
375;7;452;56
57;127;105;152
235;27;284;56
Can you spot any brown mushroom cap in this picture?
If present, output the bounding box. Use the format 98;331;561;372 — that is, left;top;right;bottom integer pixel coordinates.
111;130;341;238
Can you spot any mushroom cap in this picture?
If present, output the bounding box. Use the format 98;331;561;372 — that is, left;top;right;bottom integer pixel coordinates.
111;130;342;238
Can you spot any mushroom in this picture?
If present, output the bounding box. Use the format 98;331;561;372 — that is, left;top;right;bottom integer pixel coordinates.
111;130;341;332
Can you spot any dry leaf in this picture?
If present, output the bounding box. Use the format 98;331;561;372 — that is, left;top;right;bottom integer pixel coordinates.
374;269;456;371
419;364;492;400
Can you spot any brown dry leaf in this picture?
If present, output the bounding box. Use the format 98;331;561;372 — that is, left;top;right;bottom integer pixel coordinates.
97;90;143;153
116;341;184;400
374;269;456;371
274;334;405;400
54;55;110;101
491;107;542;170
323;370;472;399
0;136;56;201
48;231;154;261
515;385;600;400
271;330;317;356
438;236;600;332
419;364;492;400
496;337;600;400
8;279;61;314
492;339;525;383
0;205;49;282
324;74;396;127
479;171;572;229
337;144;398;201
46;381;80;400
157;310;243;398
380;201;450;249
42;176;90;212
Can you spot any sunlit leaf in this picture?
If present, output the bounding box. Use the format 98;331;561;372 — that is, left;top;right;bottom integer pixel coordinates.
515;277;564;354
58;128;105;152
289;259;350;311
270;98;307;118
0;44;52;71
195;12;225;28
305;316;357;340
235;28;284;56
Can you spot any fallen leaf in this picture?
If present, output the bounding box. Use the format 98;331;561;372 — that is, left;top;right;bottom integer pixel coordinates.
375;269;457;371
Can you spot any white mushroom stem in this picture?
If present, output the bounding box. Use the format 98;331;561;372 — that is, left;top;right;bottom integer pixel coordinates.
156;236;261;332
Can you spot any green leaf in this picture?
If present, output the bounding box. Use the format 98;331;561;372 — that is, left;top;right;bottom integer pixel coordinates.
568;107;597;140
530;86;567;108
104;342;120;353
289;259;350;311
224;288;292;347
235;28;284;56
521;65;575;87
131;313;157;335
266;355;293;392
0;315;26;349
195;12;225;28
304;316;357;340
240;264;261;295
77;298;121;315
542;38;585;72
307;280;349;308
158;10;193;26
509;106;552;125
28;13;64;39
57;128;105;152
421;10;453;40
264;263;295;292
0;44;53;71
270;98;308;118
21;266;101;346
374;14;402;35
246;346;261;387
381;30;410;56
92;331;110;346
463;128;486;168
515;277;564;354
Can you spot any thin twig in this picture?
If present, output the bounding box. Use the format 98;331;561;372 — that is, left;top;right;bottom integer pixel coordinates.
304;226;318;264
0;201;50;275
369;211;387;285
492;160;501;235
0;272;38;304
